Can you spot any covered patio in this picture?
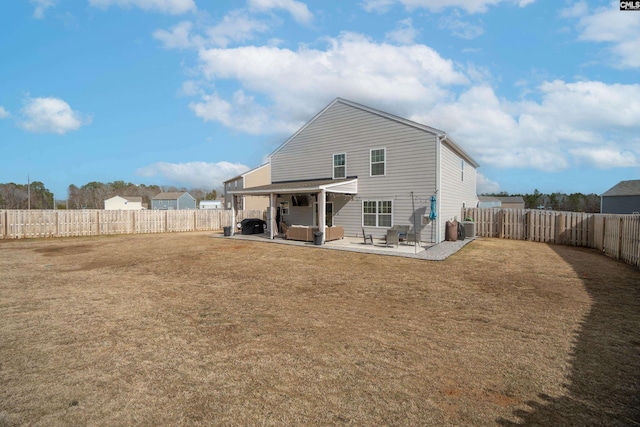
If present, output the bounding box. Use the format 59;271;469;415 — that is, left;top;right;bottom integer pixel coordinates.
227;178;358;244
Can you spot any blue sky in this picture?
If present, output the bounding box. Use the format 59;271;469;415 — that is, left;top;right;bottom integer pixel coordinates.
0;0;638;199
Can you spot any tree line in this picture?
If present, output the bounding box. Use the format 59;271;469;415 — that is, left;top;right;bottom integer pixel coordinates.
483;189;601;213
0;181;222;210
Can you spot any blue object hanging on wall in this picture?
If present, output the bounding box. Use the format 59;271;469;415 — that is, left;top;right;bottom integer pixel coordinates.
429;195;437;220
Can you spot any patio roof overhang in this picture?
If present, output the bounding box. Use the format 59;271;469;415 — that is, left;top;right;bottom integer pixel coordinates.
227;177;358;196
227;178;357;243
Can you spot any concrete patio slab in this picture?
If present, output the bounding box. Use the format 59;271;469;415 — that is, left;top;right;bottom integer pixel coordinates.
211;232;475;261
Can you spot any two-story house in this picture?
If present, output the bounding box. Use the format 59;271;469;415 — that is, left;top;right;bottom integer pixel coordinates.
151;192;196;210
223;163;271;211
228;98;479;244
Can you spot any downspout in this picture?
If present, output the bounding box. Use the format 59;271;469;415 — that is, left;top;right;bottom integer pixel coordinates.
436;134;445;243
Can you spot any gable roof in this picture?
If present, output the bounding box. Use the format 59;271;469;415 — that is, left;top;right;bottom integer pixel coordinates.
268;97;479;168
152;192;191;200
496;196;524;204
223;163;270;184
602;180;640;197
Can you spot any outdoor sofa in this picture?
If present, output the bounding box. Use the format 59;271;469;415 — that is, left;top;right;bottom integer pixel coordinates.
284;224;344;242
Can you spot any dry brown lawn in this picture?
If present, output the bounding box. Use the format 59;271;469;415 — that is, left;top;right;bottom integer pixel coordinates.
0;232;638;426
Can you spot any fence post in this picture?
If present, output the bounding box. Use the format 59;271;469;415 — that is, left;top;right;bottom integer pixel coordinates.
618;217;624;260
498;210;504;239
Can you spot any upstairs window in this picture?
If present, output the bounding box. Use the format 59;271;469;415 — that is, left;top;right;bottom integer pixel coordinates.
370;148;386;176
461;159;465;182
333;153;346;179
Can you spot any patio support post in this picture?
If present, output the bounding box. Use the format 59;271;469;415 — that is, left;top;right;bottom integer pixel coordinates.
319;189;326;244
230;202;235;236
269;192;276;239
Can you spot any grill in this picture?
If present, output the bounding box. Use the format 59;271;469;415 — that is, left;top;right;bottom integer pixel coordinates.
240;218;266;235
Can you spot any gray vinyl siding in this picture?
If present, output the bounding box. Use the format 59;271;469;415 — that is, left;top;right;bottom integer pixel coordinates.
439;142;478;239
601;196;640;214
271;101;438;240
224;177;244;210
177;193;196;209
152;193;196;210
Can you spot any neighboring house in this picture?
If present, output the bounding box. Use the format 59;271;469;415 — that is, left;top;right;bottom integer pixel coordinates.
496;196;525;210
199;200;223;209
477;196;501;209
228;98;479;243
601;180;640;214
223;163;271;211
477;196;525;209
104;195;145;210
151;192;196;210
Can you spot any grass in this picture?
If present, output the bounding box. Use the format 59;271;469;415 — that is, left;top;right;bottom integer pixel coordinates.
0;232;638;426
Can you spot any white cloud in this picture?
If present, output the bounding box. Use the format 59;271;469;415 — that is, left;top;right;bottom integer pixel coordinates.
570;147;638;169
361;0;395;13
19;97;91;134
439;13;484;39
566;1;640;69
205;10;271;47
154;12;271;50
136;161;250;188
422;80;640;171
362;0;535;14
88;0;196;14
31;0;56;19
477;173;501;194
248;0;313;24
559;1;588;18
154;21;195;49
190;90;296;135
193;32;467;133
385;18;419;44
0;106;9;118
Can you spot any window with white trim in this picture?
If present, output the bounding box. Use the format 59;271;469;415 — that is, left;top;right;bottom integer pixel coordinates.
280;201;289;215
370;148;386;176
461;159;465;182
362;200;392;227
333;153;346;179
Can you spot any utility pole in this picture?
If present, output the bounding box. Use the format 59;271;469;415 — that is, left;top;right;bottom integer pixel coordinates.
27;173;30;210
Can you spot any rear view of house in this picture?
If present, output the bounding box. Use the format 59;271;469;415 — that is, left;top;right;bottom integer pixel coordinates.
229;98;479;243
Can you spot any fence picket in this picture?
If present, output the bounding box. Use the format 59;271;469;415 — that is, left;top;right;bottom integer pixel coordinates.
0;209;265;240
463;208;639;268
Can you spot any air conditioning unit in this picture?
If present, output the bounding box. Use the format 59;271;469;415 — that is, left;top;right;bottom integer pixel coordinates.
463;221;476;239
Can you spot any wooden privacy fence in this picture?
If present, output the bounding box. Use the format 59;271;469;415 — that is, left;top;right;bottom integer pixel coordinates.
0;209;265;240
463;208;640;268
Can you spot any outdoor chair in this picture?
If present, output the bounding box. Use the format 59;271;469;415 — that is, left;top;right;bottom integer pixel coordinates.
385;229;399;247
362;228;374;245
391;225;410;243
